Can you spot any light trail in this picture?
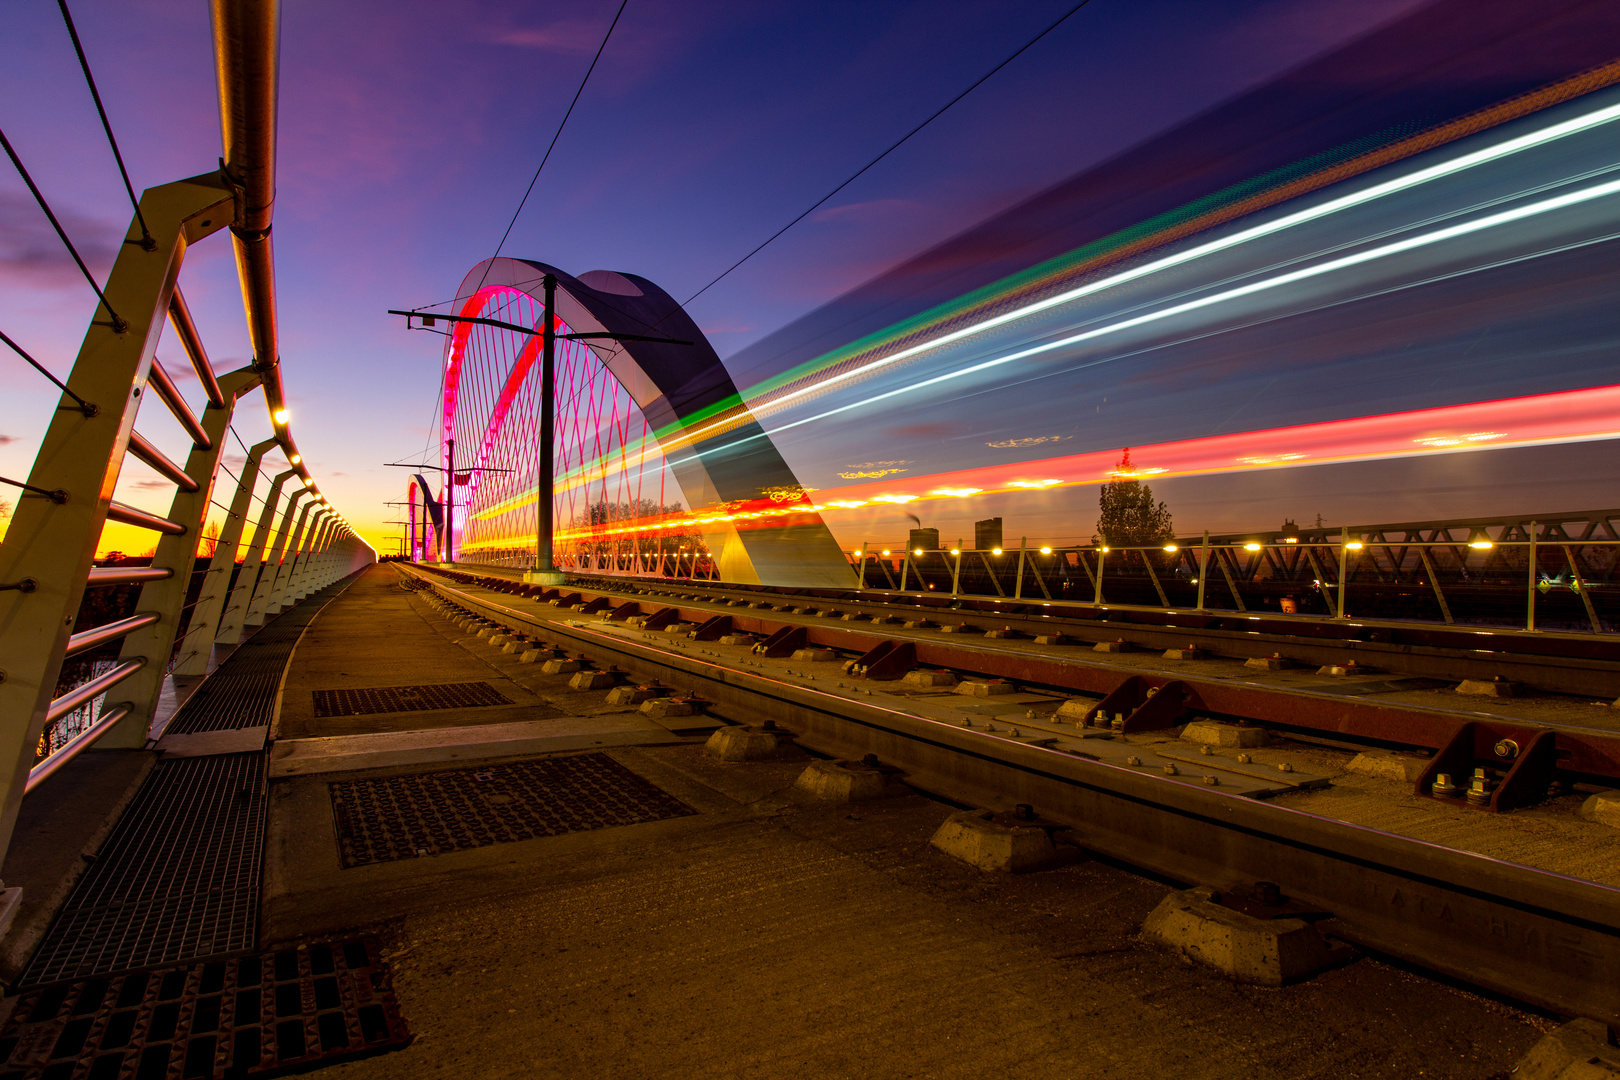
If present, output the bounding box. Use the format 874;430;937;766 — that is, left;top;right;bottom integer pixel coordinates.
545;382;1620;547
666;170;1620;472
655;94;1620;457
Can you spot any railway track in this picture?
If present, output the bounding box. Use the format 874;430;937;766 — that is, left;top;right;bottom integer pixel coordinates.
398;563;1620;1032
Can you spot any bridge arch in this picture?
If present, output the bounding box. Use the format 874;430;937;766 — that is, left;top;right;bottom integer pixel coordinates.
438;257;852;587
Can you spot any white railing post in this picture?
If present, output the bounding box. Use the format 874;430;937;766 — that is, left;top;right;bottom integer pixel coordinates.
218;468;293;644
107;369;260;745
173;436;276;675
249;489;307;620
268;503;317;612
0;173;235;862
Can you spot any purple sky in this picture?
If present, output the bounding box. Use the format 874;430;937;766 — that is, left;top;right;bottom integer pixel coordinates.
0;0;1427;552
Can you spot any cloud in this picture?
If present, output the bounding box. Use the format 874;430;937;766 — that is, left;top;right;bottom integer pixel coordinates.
700;320;754;335
987;435;1073;449
812;199;918;224
888;422;953;439
489;20;610;54
0;193;119;289
0;435;17;446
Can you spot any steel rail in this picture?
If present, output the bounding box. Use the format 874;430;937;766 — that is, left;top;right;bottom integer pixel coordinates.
566;574;1620;697
45;658;145;724
407;567;1620;1027
126;431;199;492
106;501;186;536
64;613;160;657
25;703;133;796
424;565;1620;778
144;358;211;450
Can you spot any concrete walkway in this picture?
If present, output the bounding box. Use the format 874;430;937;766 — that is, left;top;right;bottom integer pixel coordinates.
250;566;1548;1079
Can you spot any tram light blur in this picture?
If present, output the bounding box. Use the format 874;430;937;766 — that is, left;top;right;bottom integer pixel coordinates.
1163;544;1178;552
1039;546;1052;555
273;408;290;425
1346;541;1364;551
991;547;1003;555
1244;542;1262;551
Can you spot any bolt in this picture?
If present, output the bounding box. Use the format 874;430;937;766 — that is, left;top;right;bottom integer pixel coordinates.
861;753;879;767
1494;739;1519;760
1277;762;1293;773
1199;745;1213;756
1163;763;1178;776
1202;775;1219;786
1014;804;1035;822
1254;881;1283;905
1126;756;1141;766
1236;753;1252;764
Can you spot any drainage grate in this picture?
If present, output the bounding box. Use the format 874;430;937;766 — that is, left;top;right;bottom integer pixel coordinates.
24;754;266;987
329;753;696;867
0;938;409;1079
166;577;355;735
311;681;511;718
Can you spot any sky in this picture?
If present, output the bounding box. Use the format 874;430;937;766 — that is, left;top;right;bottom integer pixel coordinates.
3;0;1530;557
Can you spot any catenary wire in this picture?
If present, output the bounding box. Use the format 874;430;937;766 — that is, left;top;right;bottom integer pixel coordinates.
471;0;629;298
670;0;1093;314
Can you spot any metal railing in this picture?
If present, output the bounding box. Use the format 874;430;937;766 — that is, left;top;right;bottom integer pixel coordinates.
847;509;1620;634
0;0;375;873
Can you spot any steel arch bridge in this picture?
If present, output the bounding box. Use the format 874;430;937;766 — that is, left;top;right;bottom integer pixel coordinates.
420;257;853;588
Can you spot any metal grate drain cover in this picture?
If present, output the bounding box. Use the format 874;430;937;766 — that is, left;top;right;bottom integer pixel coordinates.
24;754;265;988
0;938;409;1079
311;681;511;718
329;753;696;868
166;578;353;735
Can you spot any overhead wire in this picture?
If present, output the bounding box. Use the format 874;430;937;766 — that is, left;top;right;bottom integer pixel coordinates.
671;0;1094;314
55;0;152;249
0;126;127;332
471;0;629;298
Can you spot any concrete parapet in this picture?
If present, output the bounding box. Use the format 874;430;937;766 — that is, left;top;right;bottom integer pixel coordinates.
929;810;1078;873
791;648;837;662
1094;640;1132;653
1033;634;1069;646
665;623;697;635
1163;646;1207;660
1457;678;1519;697
502;640;534;654
475;627;499;639
1180;720;1267;748
793;759;889;801
903;669;957;688
541;658;583;675
1144;886;1352;986
938;623;977;634
719;633;758;646
705;724;794;761
955;680;1013;697
1345;748;1430;783
1244;654;1293;671
488;633;514;646
1579;789;1620;829
569;670;618;690
1512;1019;1620;1079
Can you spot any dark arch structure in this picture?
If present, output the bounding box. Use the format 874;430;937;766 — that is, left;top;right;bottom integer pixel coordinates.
442;257;854;588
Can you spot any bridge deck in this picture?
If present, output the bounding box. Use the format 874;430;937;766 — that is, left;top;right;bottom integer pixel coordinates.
0;565;1552;1076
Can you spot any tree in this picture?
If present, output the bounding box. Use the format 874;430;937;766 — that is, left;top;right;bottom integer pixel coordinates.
1096;448;1173;547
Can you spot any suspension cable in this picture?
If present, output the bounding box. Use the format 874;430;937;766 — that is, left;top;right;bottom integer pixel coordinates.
56;0;153;250
472;0;628;296
675;0;1093;312
0;125;127;333
0;328;95;415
